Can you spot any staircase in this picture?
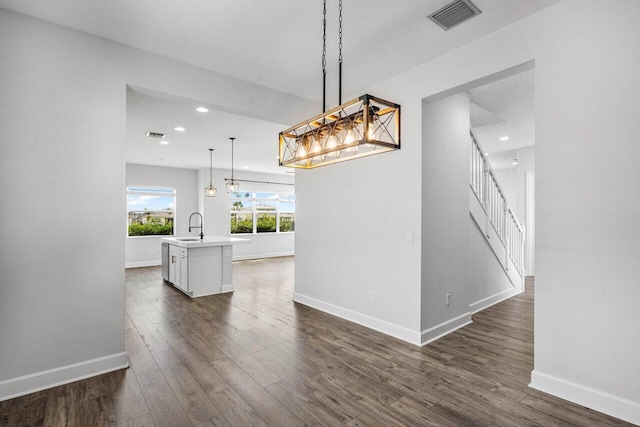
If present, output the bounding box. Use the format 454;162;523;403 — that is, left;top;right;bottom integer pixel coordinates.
469;130;525;296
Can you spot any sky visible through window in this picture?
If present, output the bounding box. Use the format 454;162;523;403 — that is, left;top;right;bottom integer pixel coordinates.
127;187;176;236
127;187;175;211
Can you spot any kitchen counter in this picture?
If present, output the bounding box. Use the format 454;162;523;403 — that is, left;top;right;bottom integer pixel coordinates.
161;235;249;297
161;235;249;248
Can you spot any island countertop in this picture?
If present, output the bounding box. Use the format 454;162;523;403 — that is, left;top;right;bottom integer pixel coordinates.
162;235;250;248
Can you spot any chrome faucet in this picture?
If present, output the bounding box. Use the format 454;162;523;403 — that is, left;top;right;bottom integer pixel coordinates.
188;212;204;240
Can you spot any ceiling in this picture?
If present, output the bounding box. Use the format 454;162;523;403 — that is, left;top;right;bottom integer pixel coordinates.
2;0;543;173
0;0;560;102
126;89;288;174
126;68;535;173
471;69;535;170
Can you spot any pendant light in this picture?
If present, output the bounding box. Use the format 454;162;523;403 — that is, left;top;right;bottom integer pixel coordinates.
225;137;240;193
278;0;401;169
204;148;217;197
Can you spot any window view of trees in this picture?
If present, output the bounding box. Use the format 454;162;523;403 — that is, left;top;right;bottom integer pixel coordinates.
280;213;295;232
127;187;176;236
230;192;295;234
257;213;277;233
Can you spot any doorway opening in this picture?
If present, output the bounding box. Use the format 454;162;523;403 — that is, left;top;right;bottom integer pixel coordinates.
124;86;296;269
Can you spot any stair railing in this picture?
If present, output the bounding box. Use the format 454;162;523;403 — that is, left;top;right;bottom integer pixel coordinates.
470;131;525;276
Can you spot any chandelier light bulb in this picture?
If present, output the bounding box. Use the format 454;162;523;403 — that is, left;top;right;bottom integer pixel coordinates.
342;128;358;153
310;138;322;154
326;132;339;157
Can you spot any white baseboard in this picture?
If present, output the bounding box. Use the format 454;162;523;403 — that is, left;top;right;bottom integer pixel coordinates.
0;352;129;402
233;251;294;261
125;260;161;268
530;370;640;426
293;292;421;345
469;288;520;314
221;284;234;293
421;312;473;346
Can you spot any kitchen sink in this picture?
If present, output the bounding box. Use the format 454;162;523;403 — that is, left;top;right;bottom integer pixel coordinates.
177;238;201;241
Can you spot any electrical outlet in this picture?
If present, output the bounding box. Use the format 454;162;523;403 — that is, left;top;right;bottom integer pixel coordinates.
371;291;376;302
446;293;451;306
406;232;413;244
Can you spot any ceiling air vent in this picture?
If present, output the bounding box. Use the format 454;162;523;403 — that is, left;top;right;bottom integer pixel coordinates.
146;131;166;139
428;0;481;31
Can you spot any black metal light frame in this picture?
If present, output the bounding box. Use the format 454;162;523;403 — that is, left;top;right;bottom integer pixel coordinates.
279;94;400;169
278;1;401;170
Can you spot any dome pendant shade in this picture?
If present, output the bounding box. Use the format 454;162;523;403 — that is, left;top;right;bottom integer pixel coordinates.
225;180;240;193
205;148;217;197
205;185;217;197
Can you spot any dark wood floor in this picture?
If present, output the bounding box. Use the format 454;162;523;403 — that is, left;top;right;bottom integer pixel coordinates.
1;257;632;426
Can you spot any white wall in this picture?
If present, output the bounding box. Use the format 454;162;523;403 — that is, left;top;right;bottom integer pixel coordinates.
514;146;535;274
513;146;535;222
0;7;317;401
3;1;640;422
530;1;640;421
198;169;295;260
294;144;423;344
421;93;472;343
468;216;516;310
0;9;129;397
125;164;198;267
233;233;295;261
364;0;640;422
295;4;640;419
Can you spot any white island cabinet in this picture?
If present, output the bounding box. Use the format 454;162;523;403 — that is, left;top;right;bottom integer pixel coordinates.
161;236;249;298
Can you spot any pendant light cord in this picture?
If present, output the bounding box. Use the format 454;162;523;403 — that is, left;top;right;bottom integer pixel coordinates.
230;137;235;181
209;149;213;186
338;0;343;105
322;0;327;113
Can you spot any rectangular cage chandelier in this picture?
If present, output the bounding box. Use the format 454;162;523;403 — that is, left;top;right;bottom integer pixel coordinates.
279;94;400;169
278;0;400;169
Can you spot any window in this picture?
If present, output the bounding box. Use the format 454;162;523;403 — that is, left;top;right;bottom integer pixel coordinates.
230;192;295;234
127;186;176;237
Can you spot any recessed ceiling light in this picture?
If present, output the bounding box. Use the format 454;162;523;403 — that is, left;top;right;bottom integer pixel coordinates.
243;166;249;169
485;152;489;156
512;160;518;165
174;126;186;132
196;107;209;113
159;140;169;145
274;155;280;159
499;136;509;141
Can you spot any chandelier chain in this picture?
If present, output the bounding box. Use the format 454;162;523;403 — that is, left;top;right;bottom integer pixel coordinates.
322;0;327;72
338;0;343;63
322;0;327;112
338;0;343;104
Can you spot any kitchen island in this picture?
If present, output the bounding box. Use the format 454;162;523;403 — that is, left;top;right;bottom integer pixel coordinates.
161;236;249;297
